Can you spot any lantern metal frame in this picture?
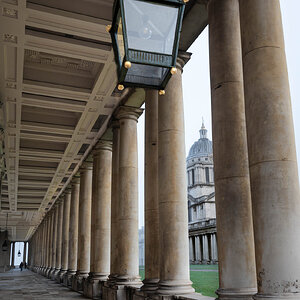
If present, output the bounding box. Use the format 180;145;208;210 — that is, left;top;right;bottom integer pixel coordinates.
110;0;186;90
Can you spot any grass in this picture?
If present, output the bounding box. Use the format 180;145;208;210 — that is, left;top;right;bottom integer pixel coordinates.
139;265;219;298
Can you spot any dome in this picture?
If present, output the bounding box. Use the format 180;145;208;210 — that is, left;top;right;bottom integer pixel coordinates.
187;121;213;159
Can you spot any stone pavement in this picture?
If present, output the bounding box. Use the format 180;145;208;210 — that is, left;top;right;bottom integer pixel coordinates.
0;269;88;299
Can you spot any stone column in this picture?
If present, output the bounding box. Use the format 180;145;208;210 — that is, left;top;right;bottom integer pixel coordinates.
58;188;71;282
208;0;257;298
108;121;120;283
141;89;160;293
43;215;49;275
213;234;218;262
23;241;27;264
195;236;200;263
11;242;15;269
72;160;93;292
239;1;300;299
115;106;143;285
157;53;194;295
84;140;112;299
189;238;194;263
49;204;58;278
202;235;208;262
40;221;46;273
53;198;64;281
41;219;47;275
64;174;80;287
46;210;53;277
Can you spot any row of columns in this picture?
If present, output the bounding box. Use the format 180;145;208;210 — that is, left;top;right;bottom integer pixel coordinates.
26;2;300;300
189;233;218;264
28;56;194;299
208;0;300;300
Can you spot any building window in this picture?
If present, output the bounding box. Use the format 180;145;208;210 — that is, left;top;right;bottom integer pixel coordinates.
205;167;210;183
192;169;195;185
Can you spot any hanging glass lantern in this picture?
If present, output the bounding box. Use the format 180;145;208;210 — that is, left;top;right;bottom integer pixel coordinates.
109;0;187;92
18;250;21;257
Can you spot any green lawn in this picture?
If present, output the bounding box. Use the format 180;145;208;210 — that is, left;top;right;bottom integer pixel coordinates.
139;265;219;298
190;269;219;297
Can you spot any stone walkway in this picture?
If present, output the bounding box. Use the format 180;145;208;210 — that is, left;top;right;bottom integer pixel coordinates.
0;269;88;299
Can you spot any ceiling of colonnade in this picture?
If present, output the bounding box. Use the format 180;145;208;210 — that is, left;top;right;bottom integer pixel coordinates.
0;0;208;241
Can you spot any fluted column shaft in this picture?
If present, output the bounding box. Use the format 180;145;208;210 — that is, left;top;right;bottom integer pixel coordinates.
60;189;71;276
239;1;300;299
77;161;93;277
142;90;160;292
115;106;143;284
90;141;112;279
67;175;80;276
109;122;120;281
208;0;257;298
157;54;194;295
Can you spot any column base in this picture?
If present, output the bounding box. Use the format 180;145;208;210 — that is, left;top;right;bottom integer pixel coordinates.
103;281;142;300
141;278;159;293
216;288;257;300
157;280;195;296
72;272;89;292
40;266;46;276
55;269;67;283
51;268;60;280
83;275;107;299
63;271;75;287
115;275;142;286
45;267;51;277
48;268;55;279
253;293;300;300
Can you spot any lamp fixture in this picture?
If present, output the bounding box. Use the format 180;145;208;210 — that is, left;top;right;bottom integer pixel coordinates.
110;0;186;90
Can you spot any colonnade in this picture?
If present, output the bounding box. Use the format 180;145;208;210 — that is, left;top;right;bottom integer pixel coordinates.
28;52;194;300
27;1;300;300
189;233;218;264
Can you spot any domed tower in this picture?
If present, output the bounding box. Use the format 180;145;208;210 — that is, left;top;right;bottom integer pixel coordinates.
187;121;217;264
187;120;214;198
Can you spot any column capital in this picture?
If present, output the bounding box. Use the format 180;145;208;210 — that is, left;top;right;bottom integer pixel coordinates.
56;197;64;206
93;140;113;155
114;106;143;122
109;117;120;130
80;158;93;171
64;185;72;194
176;51;192;72
71;172;80;184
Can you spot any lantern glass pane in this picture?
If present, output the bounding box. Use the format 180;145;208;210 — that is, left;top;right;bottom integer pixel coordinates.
117;17;125;64
124;63;168;86
123;0;179;55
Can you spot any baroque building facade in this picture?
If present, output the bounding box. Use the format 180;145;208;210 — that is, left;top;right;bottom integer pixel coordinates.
187;122;218;264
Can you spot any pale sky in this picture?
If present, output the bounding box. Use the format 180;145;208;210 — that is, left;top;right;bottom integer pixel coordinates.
137;1;300;228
